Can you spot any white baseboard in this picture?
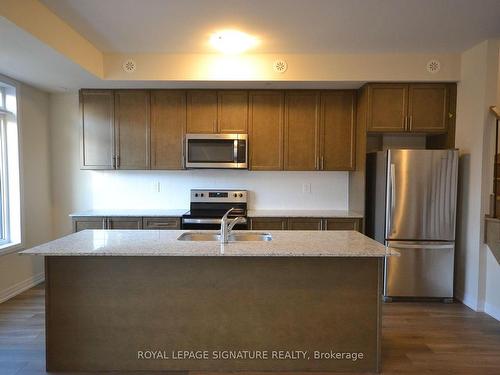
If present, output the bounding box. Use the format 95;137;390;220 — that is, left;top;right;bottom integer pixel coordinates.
484;302;500;322
0;272;45;304
455;289;479;311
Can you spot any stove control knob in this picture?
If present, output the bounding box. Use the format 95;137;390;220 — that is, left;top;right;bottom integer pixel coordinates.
194;193;198;197
200;193;204;197
239;193;243;197
233;193;238;197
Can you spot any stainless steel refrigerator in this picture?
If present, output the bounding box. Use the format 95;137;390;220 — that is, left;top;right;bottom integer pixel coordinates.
365;149;458;300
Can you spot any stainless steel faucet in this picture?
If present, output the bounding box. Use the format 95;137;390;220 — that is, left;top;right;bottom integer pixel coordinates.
220;208;245;244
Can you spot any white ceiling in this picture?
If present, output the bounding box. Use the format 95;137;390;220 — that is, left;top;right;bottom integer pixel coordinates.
41;0;500;54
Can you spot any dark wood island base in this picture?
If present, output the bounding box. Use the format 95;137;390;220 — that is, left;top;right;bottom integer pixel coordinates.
45;256;383;372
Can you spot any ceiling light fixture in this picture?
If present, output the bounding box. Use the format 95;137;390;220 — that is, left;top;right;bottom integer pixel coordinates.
209;30;258;54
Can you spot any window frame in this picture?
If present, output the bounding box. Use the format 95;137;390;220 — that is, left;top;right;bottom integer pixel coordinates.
0;113;10;245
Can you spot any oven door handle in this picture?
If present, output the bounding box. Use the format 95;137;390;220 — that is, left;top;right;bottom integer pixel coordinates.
182;218;247;225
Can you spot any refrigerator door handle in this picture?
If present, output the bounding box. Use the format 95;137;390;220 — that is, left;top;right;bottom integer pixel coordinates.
386;162;396;237
387;241;454;250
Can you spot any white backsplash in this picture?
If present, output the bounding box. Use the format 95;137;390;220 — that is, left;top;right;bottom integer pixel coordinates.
89;170;349;210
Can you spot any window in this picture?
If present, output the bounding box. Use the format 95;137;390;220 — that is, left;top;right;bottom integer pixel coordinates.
0;80;21;251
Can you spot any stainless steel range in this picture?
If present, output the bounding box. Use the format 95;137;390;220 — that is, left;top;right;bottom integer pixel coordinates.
181;189;248;230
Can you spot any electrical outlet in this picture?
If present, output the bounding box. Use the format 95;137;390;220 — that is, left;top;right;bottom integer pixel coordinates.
302;183;311;193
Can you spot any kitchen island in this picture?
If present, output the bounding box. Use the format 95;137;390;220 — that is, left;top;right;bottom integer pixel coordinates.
22;229;396;373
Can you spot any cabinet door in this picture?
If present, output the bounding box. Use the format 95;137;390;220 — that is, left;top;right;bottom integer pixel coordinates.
367;84;408;132
186;91;217;133
80;90;115;169
150;91;186;169
284;91;320;170
107;217;143;229
249;91;284;170
250;218;288;230
320;91;356;171
114;90;150;169
288;218;323;230
218;91;248;133
143;217;180;230
408;84;448;133
324;218;362;232
72;217;106;232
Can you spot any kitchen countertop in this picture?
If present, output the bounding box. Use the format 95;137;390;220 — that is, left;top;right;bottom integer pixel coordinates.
20;229;397;257
247;209;363;218
70;209;363;218
69;209;188;217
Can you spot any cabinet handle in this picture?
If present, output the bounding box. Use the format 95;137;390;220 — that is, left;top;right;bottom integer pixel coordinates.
404;116;408;130
315;157;319;170
116;155;120;168
102;218;106;229
409;115;413;130
320;156;324;170
112;155;116;169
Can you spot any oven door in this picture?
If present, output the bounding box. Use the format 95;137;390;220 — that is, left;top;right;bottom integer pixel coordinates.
182;218;248;230
185;134;247;169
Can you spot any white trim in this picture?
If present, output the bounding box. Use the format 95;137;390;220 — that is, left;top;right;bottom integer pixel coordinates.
484;302;500;322
455;289;480;311
0;272;44;304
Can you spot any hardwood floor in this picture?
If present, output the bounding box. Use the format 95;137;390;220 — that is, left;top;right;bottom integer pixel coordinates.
0;284;499;374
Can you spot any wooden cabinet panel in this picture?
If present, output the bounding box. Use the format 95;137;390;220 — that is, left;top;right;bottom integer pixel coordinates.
249;91;284;170
284;91;320;171
186;91;217;133
288;218;323;230
324;218;362;232
114;90;150;169
143;217;180;230
250;218;288;230
72;217;106;232
151;91;185;169
321;91;356;170
367;84;408;132
107;217;143;229
408;84;448;133
80;90;114;169
218;91;248;133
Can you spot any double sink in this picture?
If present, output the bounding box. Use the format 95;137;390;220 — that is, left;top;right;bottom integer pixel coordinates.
178;232;272;242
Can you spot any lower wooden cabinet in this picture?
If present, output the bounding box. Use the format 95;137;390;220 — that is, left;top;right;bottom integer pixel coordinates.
143;217;180;230
72;216;180;232
323;218;362;231
288;218;323;230
250;218;288;230
250;217;363;232
107;217;143;230
72;217;106;232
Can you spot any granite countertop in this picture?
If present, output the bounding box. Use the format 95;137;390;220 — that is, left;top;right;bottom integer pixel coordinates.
69;209;188;217
247;209;363;218
70;209;363;218
20;230;397;257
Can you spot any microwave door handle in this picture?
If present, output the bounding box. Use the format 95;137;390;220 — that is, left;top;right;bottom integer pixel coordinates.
233;139;238;163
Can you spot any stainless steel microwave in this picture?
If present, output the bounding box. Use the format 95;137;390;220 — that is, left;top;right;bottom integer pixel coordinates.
185;134;248;169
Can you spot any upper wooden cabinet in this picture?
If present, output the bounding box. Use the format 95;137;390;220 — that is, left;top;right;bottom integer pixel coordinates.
407;84;449;133
186;91;218;133
367;84;408;132
150;91;185;169
114;90;150;169
320;91;356;171
248;91;284;171
367;83;450;134
218;91;248;133
80;90;115;169
186;91;248;134
284;91;320;171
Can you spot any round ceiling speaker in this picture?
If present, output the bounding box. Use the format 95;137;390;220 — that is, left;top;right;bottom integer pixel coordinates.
122;59;137;73
273;59;288;73
426;59;441;74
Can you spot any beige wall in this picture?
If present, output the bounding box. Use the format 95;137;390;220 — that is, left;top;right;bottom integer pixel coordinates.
0;82;52;302
455;39;500;320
